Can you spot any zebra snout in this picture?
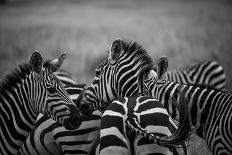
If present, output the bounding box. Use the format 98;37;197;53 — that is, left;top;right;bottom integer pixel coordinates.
63;105;82;130
63;114;82;130
79;102;93;116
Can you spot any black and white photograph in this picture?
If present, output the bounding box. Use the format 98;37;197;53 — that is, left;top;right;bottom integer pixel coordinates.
0;0;232;154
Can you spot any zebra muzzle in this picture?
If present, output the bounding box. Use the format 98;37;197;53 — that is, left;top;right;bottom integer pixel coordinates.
79;102;93;116
63;104;82;130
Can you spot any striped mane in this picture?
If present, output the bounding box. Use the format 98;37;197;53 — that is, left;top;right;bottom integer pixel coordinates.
0;62;32;94
0;59;54;95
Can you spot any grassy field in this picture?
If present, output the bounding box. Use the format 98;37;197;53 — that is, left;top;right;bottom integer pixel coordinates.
1;0;231;154
1;0;232;91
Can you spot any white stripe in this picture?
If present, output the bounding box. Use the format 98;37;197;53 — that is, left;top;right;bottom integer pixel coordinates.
139;108;168;116
145;125;172;136
134;97;158;111
103;110;124;117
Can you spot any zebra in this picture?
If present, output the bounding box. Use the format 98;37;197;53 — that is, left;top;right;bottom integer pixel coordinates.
54;69;78;86
99;95;191;155
163;60;226;91
18;84;101;155
139;56;232;155
77;39;191;154
0;51;82;155
78;39;154;116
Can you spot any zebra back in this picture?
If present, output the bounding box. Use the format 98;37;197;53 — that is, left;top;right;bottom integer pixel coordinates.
100;96;191;155
126;94;190;149
165;60;226;91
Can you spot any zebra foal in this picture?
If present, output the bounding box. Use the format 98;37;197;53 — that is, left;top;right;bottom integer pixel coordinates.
0;52;81;155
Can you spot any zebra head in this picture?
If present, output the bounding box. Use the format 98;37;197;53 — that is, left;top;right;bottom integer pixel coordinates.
78;38;154;116
139;56;169;99
30;52;82;130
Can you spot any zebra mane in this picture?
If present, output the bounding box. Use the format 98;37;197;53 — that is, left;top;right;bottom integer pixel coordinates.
122;40;154;70
0;59;52;94
122;40;152;61
0;62;32;93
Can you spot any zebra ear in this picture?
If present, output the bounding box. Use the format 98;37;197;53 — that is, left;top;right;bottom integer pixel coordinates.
109;38;123;62
30;51;44;77
157;56;168;80
49;52;66;72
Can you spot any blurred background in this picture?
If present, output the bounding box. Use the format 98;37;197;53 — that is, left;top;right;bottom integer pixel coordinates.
0;0;232;92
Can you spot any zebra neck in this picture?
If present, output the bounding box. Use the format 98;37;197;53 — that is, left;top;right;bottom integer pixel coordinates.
0;76;38;153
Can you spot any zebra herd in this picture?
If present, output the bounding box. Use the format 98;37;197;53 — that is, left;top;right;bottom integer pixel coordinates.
0;38;230;155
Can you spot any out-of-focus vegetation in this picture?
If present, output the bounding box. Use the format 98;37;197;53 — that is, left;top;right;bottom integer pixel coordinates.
0;0;232;91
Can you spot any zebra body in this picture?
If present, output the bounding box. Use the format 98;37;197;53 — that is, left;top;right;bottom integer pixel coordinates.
100;96;190;155
140;56;232;155
0;52;81;155
165;60;226;90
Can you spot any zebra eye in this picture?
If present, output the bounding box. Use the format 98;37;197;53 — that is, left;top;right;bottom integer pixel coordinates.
47;87;57;94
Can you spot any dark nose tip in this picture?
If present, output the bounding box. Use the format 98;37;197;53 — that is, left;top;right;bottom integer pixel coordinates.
63;104;82;130
64;113;82;130
72;113;82;127
79;103;93;116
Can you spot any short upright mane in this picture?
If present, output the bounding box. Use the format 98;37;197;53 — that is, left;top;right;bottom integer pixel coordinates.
0;59;50;94
0;62;32;94
122;40;154;67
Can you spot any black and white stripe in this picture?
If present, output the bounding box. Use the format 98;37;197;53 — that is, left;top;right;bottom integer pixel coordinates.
164;60;226;90
0;52;81;155
100;96;190;155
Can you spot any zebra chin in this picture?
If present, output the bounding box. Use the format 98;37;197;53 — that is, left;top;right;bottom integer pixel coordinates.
63;104;83;130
